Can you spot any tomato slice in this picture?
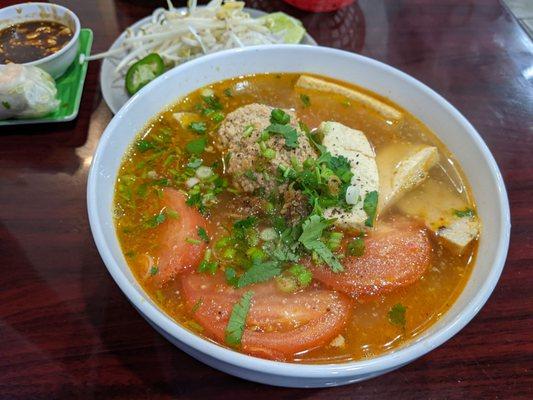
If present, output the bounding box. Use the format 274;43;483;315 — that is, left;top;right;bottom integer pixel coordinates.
310;219;431;297
180;273;352;360
153;188;209;285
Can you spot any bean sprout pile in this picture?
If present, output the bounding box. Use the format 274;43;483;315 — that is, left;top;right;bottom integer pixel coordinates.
87;0;290;74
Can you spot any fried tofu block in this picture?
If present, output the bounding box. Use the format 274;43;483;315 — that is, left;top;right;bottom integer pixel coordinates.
295;75;402;121
396;180;480;254
377;143;439;214
319;121;379;229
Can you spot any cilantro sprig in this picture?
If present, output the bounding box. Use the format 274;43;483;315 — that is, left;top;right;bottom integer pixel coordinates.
388;303;407;327
299;215;344;273
225;291;254;347
263;109;299;149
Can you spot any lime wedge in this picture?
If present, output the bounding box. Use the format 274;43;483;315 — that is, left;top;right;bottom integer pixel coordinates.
260;12;306;44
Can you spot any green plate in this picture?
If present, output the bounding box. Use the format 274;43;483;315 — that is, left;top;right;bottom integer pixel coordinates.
0;28;93;126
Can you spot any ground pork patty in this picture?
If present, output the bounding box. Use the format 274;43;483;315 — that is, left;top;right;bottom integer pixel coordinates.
216;103;317;194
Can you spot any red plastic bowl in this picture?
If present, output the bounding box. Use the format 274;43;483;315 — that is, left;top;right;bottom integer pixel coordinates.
283;0;355;12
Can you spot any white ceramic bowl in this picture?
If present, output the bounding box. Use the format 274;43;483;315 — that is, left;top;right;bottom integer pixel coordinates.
0;2;80;79
87;45;511;388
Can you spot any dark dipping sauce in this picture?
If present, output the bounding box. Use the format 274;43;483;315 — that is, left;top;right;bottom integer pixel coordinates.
0;20;73;64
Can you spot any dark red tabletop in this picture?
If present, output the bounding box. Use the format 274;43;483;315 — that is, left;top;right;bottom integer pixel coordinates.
1;0;532;398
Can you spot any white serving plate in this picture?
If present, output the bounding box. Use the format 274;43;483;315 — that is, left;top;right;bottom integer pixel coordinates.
100;8;317;114
88;45;510;387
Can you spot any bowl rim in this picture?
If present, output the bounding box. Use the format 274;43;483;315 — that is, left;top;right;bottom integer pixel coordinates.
87;44;511;379
0;2;80;67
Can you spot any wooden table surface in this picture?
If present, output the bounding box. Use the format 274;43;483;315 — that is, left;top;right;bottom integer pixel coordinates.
1;0;532;398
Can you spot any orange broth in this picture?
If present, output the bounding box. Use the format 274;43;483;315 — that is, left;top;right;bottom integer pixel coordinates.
114;73;478;363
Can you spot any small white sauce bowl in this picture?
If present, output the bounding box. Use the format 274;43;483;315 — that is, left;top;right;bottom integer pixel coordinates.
87;45;511;387
0;2;80;79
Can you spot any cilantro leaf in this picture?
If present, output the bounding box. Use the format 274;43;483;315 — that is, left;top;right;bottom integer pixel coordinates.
144;211;166;228
388;303;407;327
266;123;299;149
149;265;159;276
198;227;209;243
186;137;207;155
234;216;257;230
363;190;379;227
299;215;330;244
312;241;344;273
244;169;257;181
225;291;254;346
237;260;282;288
136;139;154;153
202;95;223;110
225;267;239;286
299;215;343;273
454;208;475;218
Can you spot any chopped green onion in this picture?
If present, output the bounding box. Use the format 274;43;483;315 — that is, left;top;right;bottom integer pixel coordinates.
242;124;254;138
262;148;276;160
327;231;344;251
270;108;290;124
223;248;236;259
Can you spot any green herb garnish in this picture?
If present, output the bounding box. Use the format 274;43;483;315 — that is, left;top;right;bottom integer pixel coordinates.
2;101;11;109
298;121;311;135
244;169;257;181
347;236;365;256
225;291;254;347
287;264;312;287
136;139;154;153
202;95;223;110
388;303;407;327
191;298;203;313
363;190;379;227
454;208;475;218
265;123;299;149
186;157;203;169
198;227;209;243
299;93;311;107
185;137;207;155
270;108;290;124
189;121;207;134
299;215;343;273
237;260;282;288
149;265;159;276
242;124;254;138
144;211;166;228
